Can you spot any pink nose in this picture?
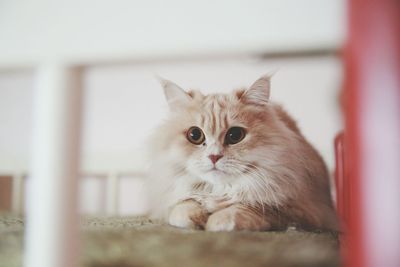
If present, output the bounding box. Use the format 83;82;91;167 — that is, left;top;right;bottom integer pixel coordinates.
208;154;223;164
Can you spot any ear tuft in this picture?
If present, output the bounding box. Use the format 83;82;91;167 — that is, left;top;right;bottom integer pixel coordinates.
240;73;273;106
156;76;192;108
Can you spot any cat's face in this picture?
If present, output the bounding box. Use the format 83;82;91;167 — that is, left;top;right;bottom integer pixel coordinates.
159;75;278;185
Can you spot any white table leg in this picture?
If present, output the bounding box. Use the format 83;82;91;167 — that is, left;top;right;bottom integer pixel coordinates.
11;172;24;214
106;172;119;215
25;65;82;267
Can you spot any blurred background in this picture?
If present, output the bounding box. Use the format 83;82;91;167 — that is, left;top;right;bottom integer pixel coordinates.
0;0;345;215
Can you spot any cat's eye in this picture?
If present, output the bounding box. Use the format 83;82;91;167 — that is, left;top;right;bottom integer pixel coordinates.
225;127;246;145
186;126;205;145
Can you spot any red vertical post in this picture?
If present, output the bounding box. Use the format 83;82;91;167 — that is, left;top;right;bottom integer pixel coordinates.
334;133;345;225
345;1;400;267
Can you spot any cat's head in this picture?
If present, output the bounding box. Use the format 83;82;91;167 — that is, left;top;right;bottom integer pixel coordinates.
156;75;284;186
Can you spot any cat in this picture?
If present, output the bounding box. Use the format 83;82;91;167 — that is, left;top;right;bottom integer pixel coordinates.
145;74;338;232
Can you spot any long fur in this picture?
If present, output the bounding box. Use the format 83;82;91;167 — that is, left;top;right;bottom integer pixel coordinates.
145;76;338;231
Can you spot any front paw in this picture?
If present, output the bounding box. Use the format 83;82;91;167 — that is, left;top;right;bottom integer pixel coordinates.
168;200;208;229
206;205;270;232
205;209;236;232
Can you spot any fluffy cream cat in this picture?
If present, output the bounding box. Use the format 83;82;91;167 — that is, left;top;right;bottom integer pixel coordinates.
146;74;338;232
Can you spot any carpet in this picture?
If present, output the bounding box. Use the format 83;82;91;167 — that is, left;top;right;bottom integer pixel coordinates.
0;213;340;267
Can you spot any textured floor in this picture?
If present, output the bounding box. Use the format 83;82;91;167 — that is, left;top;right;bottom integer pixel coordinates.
0;213;340;267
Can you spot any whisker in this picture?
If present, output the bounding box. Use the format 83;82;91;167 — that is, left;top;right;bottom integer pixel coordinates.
225;160;282;207
225;165;267;209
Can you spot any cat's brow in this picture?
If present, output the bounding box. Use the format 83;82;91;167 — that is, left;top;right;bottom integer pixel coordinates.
223;113;229;129
202;95;231;138
211;109;217;134
200;114;205;126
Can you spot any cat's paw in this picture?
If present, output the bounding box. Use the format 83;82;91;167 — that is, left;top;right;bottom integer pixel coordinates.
168;200;208;229
206;205;271;232
205;209;236;232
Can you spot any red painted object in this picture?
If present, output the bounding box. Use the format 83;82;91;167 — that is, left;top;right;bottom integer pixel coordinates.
334;132;347;227
343;0;400;267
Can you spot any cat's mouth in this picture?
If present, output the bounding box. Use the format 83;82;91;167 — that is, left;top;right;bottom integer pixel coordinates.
207;166;225;174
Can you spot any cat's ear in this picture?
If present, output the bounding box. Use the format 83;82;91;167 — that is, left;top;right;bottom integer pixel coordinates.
241;74;272;106
157;77;192;109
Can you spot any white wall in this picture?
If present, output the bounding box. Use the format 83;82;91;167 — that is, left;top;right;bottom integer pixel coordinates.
0;0;345;67
0;71;34;173
0;55;343;214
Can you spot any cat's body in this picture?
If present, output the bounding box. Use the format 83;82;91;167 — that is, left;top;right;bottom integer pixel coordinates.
146;75;338;231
